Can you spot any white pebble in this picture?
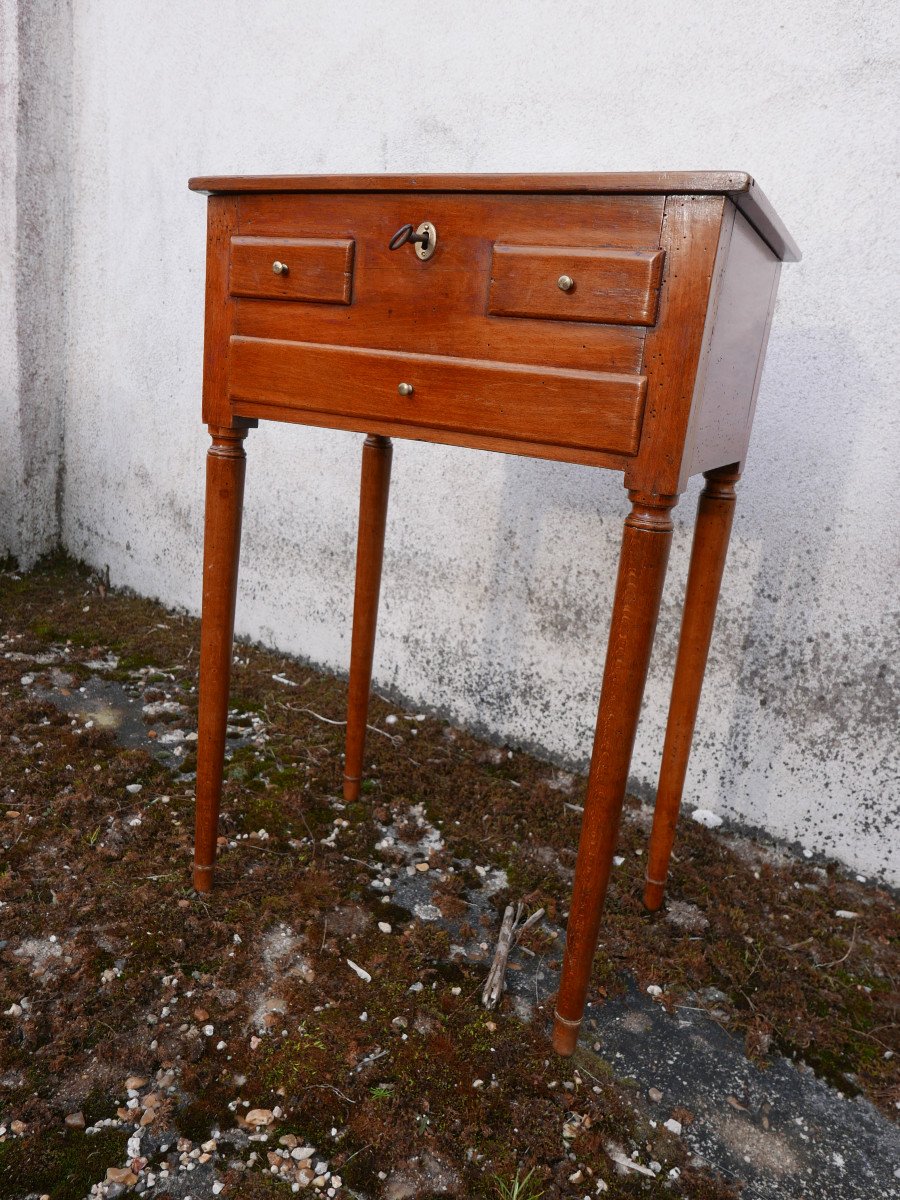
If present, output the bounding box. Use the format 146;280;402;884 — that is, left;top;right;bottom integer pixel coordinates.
690;808;723;829
646;984;663;997
664;1118;682;1135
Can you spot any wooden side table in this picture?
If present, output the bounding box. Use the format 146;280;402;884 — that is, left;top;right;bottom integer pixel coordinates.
187;172;798;1055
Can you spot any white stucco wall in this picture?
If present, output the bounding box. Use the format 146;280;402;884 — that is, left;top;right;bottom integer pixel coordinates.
8;1;900;882
0;0;70;566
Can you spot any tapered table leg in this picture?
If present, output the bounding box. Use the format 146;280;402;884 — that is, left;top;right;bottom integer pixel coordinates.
644;464;740;910
344;435;393;802
553;490;677;1055
193;425;248;892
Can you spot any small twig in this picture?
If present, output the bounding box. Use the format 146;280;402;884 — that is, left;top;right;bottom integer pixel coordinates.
297;707;345;726
231;842;293;858
299;1083;355;1104
340;1143;372;1168
574;1061;605;1087
518;909;545;937
482;902;546;1010
283;704;402;744
366;723;402;744
744;943;765;983
674;1004;735;1033
482;903;518;1010
814;922;858;969
297;809;318;855
352;1048;388;1074
443;977;488;1022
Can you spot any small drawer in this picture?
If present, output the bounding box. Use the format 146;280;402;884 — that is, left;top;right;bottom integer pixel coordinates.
229;236;355;304
488;244;665;326
228;337;647;457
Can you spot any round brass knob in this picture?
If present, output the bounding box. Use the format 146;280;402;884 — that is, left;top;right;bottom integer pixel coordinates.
557;274;574;292
272;261;288;275
398;382;414;397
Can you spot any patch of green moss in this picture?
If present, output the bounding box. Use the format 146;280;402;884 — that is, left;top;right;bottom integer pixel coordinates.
229;693;268;716
175;1093;233;1145
256;1023;331;1094
115;651;159;672
0;1128;128;1200
237;792;295;838
30;618;64;643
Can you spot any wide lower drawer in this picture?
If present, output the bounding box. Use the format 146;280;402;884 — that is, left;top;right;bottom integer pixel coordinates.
229;337;647;456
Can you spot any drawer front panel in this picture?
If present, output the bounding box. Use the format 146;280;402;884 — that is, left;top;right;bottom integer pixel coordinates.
488;245;665;326
231;193;665;374
229;236;355;303
229;336;647;456
233;296;645;375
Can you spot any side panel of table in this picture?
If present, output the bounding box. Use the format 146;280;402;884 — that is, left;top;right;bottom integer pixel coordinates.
683;207;782;482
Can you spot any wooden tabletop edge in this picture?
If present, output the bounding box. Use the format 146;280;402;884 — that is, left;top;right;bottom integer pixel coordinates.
187;170;754;195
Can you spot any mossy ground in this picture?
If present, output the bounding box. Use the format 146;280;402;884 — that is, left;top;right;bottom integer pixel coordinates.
0;555;896;1199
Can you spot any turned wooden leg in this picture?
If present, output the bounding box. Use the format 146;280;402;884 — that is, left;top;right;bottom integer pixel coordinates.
344;435;393;801
644;464;740;910
193;425;248;892
553;489;677;1055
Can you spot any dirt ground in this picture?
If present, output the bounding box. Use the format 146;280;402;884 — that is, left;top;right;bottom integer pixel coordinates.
0;556;896;1200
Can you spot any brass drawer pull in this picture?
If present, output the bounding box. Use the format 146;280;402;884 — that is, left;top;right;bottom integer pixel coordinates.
272;260;289;275
397;382;414;397
557;274;574;292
